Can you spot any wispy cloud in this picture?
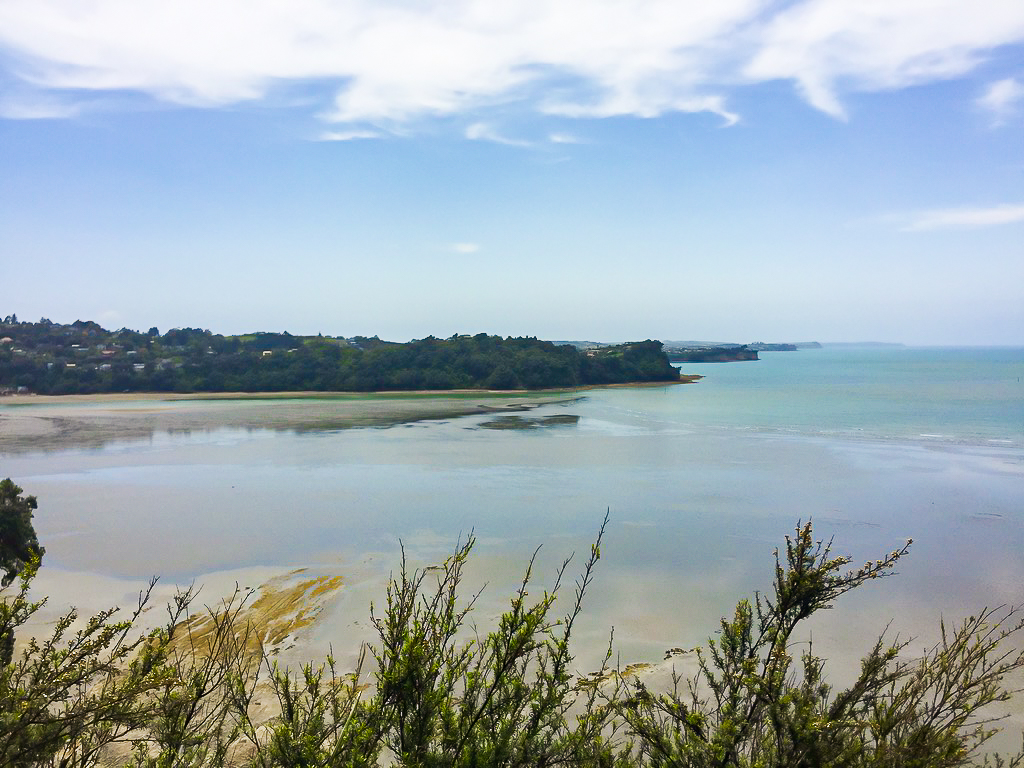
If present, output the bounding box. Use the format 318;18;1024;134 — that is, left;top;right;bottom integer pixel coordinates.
0;95;82;119
744;1;1023;121
548;132;581;144
448;242;480;254
977;77;1023;126
317;129;384;141
900;204;1024;231
465;122;532;147
0;0;1022;129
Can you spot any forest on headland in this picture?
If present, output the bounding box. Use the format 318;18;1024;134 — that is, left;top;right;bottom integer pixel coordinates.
0;316;679;394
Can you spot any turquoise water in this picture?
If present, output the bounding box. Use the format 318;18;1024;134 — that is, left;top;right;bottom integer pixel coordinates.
667;346;1024;444
2;346;1022;677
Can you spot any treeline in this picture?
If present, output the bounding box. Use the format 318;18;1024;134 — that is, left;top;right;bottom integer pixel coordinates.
0;317;679;393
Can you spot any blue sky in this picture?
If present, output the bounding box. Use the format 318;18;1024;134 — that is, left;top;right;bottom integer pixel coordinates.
1;0;1022;345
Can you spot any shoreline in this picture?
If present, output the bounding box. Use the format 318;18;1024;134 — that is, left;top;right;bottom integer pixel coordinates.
0;377;698;407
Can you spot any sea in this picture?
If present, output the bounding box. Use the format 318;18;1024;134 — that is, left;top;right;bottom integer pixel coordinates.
2;345;1023;696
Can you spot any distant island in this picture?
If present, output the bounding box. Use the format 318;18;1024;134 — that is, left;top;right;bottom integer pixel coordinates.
0;316;682;395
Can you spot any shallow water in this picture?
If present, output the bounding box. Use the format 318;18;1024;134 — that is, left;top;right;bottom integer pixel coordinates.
1;347;1022;691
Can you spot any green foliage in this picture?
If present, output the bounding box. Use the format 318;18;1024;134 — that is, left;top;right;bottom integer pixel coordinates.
236;654;377;768
0;318;680;394
0;490;1021;767
0;478;44;588
0;565;178;766
364;519;620;767
128;586;257;768
618;522;1024;768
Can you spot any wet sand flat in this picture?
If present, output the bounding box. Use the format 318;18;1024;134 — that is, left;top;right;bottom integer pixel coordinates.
0;391;581;453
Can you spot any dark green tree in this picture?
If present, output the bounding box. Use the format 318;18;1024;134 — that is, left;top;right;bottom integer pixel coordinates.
0;478;44;588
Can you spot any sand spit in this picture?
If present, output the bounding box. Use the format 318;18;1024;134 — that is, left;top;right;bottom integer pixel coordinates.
0;391;581;453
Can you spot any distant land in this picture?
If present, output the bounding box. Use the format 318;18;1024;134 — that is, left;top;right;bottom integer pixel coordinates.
549;339;825;364
667;345;759;363
661;340;822;349
662;340;822;363
0;316;682;395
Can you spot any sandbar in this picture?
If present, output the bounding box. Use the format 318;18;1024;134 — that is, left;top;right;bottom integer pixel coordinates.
0;390;583;453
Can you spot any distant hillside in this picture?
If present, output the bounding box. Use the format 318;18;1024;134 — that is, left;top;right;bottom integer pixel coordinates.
547;340;610;350
662;340;744;349
666;345;759;363
663;340;821;353
0;317;680;394
747;342;798;352
549;338;825;364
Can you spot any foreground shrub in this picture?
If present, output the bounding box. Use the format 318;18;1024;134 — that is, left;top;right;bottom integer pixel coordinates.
361;523;619;767
1;507;1022;767
618;523;1024;768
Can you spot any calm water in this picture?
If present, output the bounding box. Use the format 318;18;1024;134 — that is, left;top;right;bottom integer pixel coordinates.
2;346;1023;675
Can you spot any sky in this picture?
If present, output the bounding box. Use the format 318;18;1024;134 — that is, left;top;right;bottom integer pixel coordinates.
1;1;1022;345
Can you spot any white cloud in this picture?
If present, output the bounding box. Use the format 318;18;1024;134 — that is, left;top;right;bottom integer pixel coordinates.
548;132;581;144
465;122;532;147
977;77;1023;125
745;0;1024;120
449;243;480;254
0;0;1022;128
317;129;384;141
901;203;1024;231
